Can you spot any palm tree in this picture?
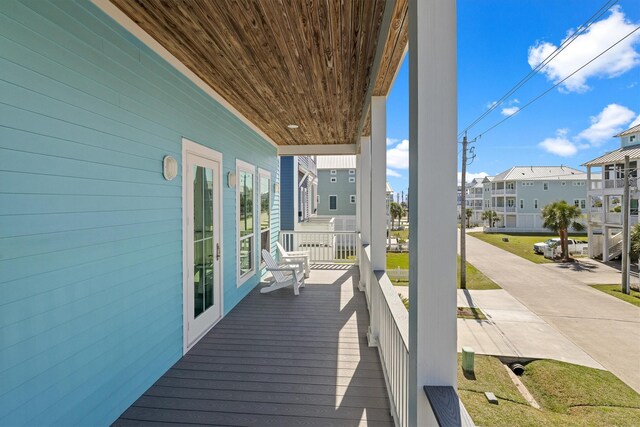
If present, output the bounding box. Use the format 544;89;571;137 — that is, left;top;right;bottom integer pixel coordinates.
465;208;473;228
481;210;500;227
541;200;584;260
390;202;404;228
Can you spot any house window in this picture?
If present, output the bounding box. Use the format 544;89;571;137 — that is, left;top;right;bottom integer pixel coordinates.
349;177;355;183
330;169;337;175
631;135;637;143
519;199;524;209
581;200;586;209
329;195;337;210
350;195;356;204
349;169;355;175
258;170;271;268
534;199;538;209
237;161;255;283
330;177;337;183
506;182;514;190
543;182;549;190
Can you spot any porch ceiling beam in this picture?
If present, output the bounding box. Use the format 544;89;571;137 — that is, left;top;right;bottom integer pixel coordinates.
355;0;397;143
277;144;358;156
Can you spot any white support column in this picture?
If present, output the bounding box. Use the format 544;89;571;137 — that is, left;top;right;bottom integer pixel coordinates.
360;136;372;292
371;96;387;271
355;154;362;266
408;0;457;425
367;96;387;347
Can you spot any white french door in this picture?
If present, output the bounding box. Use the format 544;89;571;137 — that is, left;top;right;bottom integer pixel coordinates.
184;142;222;350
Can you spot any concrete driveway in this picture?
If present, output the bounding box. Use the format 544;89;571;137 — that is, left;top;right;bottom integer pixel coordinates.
462;234;640;393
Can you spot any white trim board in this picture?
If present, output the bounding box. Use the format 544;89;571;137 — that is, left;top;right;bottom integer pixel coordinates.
277;144;358;155
92;0;278;149
236;159;257;287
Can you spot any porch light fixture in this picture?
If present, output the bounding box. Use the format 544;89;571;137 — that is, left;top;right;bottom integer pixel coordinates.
287;124;299;129
162;156;178;181
227;171;236;188
274;182;280;193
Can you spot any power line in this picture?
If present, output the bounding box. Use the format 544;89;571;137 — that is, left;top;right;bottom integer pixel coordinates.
458;0;619;138
472;25;640;140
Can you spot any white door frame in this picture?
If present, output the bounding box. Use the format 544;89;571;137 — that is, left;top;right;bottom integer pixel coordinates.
182;138;224;354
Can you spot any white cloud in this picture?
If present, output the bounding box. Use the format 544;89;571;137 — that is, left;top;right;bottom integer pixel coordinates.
629;114;640;128
386;137;400;146
386;168;402;178
387;139;409;169
457;172;488;185
527;6;640;93
486;100;498;109
538;129;578;157
577;104;636;145
501;106;520;116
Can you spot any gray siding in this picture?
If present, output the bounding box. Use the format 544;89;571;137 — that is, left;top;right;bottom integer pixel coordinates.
317;169;357;216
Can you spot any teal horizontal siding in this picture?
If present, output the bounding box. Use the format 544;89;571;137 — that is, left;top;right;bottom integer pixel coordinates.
0;1;279;425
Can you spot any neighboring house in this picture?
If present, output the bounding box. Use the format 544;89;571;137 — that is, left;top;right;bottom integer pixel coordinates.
483;166;591;232
465;177;488;224
316;155;358;216
0;1;459;426
584;124;640;260
279;155;317;231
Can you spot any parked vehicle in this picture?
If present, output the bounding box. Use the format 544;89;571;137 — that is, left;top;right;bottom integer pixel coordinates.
533;238;588;255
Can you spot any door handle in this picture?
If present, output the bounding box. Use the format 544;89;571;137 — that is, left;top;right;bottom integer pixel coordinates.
216;243;221;261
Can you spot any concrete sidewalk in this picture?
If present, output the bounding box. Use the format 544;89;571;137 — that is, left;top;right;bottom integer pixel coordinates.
463;234;640;393
395;286;603;369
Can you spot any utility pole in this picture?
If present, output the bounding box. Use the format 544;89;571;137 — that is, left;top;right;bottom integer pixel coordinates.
622;155;631;295
459;133;476;290
460;135;468;289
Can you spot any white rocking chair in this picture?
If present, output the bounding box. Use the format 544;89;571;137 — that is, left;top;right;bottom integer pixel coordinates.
261;249;305;295
276;241;310;278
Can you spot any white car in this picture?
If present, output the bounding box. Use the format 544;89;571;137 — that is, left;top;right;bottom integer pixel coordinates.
533;238;588;255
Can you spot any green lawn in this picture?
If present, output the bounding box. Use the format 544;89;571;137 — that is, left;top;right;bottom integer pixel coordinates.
387;252;500;290
468;232;589;264
459;355;640;427
590;284;640;307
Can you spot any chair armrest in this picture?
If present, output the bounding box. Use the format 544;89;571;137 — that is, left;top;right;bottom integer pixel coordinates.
281;257;307;263
278;261;304;272
285;251;309;256
266;267;297;273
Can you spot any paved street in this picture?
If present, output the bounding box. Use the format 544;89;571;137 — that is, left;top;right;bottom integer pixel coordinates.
462;234;640;393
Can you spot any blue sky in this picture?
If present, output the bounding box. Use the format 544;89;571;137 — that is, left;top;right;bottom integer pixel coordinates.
385;0;640;197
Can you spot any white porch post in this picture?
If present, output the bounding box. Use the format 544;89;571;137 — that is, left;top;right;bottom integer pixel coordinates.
368;96;387;346
360;136;372;291
355;153;362;266
409;0;457;425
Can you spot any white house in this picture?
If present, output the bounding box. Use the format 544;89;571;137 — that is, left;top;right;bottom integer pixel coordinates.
584;124;640;260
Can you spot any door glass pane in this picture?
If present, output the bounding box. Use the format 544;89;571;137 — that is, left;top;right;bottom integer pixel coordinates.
204;236;214;310
194;240;204;318
204;168;214;239
193;165;215;317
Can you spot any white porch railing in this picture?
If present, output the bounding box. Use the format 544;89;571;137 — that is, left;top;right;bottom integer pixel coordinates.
590;181;603;190
361;242;409;427
279;231;357;262
590;211;603;223
606;212;622;224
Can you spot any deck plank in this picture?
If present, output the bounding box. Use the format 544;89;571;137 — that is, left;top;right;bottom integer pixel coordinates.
114;266;393;426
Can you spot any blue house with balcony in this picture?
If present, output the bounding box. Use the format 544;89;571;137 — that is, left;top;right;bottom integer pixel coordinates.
0;1;462;426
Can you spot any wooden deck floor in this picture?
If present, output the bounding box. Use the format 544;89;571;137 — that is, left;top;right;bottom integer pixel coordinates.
115;266;393;426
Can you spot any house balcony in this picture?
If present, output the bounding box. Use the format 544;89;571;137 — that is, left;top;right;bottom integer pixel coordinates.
505;206;516;213
590;181;603;190
116;265;396;426
505;188;516;195
604;179;624;189
492;189;505;195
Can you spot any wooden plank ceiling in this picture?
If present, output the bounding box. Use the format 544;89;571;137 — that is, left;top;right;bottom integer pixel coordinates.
111;0;407;146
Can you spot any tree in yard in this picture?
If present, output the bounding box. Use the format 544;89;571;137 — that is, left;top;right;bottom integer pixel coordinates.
541;200;584;261
390;202;404;228
465;208;473;228
481;210;500;227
